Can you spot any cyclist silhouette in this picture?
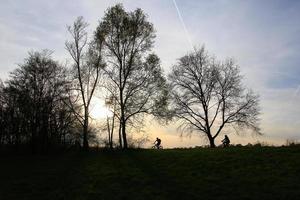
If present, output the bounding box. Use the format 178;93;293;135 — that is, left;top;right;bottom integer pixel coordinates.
221;135;230;147
154;137;162;149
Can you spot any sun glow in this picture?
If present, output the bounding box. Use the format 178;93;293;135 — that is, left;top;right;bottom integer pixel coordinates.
90;98;112;120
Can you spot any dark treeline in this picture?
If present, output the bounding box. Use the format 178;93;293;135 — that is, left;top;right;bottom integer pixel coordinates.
0;4;260;153
0;51;81;152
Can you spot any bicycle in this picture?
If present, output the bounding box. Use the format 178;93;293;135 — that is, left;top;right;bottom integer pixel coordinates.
221;142;230;148
151;144;163;149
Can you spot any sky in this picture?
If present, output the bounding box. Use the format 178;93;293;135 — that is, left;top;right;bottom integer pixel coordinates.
0;0;300;147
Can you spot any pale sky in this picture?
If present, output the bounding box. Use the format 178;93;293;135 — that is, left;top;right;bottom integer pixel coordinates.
1;0;300;147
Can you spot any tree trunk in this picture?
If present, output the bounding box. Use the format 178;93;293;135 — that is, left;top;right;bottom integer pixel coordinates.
208;134;216;148
120;99;127;149
83;123;88;150
120;112;127;149
110;113;115;149
118;123;122;149
122;120;127;149
107;117;111;148
83;108;89;151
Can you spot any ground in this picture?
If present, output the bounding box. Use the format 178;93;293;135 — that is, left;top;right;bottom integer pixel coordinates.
0;147;300;200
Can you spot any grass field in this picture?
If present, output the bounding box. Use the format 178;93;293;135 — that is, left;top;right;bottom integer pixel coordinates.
0;147;300;200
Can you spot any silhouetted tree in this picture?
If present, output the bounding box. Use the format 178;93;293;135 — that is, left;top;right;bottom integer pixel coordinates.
1;50;76;152
169;46;260;147
0;79;4;146
65;16;105;150
95;4;168;149
105;94;117;149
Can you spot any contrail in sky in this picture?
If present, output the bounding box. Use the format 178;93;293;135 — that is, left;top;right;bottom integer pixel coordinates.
294;85;300;97
172;0;194;50
286;84;300;107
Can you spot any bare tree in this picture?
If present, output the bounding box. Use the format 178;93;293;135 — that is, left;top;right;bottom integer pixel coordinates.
65;16;104;150
105;94;117;149
95;4;168;149
169;46;260;147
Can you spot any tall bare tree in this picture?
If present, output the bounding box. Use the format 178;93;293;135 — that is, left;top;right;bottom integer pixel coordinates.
95;4;168;149
65;17;104;150
169;46;260;147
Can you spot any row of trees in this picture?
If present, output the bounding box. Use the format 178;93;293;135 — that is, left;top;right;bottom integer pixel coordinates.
0;51;81;152
0;4;260;152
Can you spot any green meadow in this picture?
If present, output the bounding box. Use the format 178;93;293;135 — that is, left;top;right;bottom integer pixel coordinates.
1;147;300;200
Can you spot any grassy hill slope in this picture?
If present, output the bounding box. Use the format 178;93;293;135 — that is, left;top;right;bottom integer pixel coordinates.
0;147;300;200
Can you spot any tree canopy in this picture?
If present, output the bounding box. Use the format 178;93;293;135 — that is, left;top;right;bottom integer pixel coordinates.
169;46;260;147
95;4;169;149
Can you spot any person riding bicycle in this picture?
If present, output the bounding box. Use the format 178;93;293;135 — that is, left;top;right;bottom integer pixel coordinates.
222;135;230;147
154;137;162;149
